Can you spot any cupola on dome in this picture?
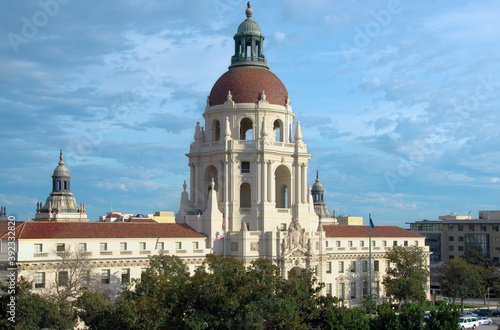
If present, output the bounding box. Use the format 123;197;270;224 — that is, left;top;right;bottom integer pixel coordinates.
208;2;288;107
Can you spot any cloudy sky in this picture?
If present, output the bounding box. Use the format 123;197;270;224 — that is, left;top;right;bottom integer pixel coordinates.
1;0;499;226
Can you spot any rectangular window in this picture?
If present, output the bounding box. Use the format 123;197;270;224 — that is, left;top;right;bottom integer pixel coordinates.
326;262;332;274
280;223;287;231
338;283;345;299
469;224;475;231
350;282;357;299
458;246;464;251
83;270;90;285
100;243;107;251
139;242;146;250
101;269;110;284
58;271;68;286
241;161;250;174
374;260;379;272
192;242;199;250
449;246;454;251
481;225;487;232
458;236;464;242
449;236;454;242
326;283;332;296
350;261;356;272
175;242;182;250
336;241;341;247
362;260;368;272
348;241;353;247
120;242;127;251
385;260;390;270
448;224;454;230
34;272;45;288
158;242;165;250
382;240;387;247
363;281;368;295
404;240;408;246
494;225;499;232
458;224;464;231
372;240;376;247
57;243;65;252
449;255;454;259
375;281;380;296
414;240;419;246
121;269;130;284
338;261;344;273
494;237;500;243
393;241;398;246
34;244;43;252
360;240;365;247
79;243;87;251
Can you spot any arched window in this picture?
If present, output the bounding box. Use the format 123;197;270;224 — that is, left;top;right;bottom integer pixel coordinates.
239;118;253;140
213;120;221;142
273;120;283;142
240;182;251;208
275;165;291;208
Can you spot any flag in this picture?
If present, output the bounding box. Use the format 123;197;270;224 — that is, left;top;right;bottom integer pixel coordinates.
216;232;224;241
369;215;375;229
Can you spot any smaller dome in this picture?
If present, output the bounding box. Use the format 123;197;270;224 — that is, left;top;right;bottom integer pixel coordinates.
237;18;261;34
311;171;325;193
53;164;70;177
53;150;70;177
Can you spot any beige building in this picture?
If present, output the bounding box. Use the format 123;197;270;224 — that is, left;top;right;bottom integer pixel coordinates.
1;3;430;305
409;212;500;264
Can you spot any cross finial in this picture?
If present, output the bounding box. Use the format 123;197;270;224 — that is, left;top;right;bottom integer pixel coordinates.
59;149;64;165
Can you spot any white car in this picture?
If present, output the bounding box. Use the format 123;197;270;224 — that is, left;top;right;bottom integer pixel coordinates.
458;317;480;329
478;316;492;325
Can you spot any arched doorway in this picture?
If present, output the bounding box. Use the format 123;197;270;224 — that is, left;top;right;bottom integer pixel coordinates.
275;165;291;208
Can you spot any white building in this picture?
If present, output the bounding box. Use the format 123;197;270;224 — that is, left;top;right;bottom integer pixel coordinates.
1;3;429;305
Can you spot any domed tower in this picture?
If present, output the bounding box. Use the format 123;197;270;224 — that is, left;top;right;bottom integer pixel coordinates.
177;3;319;263
34;150;88;222
311;171;332;219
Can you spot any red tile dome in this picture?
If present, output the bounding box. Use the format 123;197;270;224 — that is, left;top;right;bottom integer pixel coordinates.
209;67;288;106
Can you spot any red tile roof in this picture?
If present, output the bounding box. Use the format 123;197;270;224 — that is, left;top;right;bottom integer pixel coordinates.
126;218;157;223
1;221;206;239
209;67;288;106
323;225;424;238
0;221;24;237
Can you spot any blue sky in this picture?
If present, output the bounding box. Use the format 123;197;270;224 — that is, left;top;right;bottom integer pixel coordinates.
1;0;499;226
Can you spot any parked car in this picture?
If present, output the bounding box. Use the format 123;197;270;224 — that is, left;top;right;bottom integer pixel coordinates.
461;312;478;317
458;317;480;329
474;308;492;316
478;317;492;325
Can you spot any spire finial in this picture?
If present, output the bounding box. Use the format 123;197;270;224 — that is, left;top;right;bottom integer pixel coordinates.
59;149;64;165
245;2;253;18
316;170;319;181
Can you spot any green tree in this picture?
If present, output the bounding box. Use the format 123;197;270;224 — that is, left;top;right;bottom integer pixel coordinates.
424;302;460;330
438;257;483;312
0;278;77;329
383;245;430;308
370;302;400;330
325;306;370;330
399;303;425;330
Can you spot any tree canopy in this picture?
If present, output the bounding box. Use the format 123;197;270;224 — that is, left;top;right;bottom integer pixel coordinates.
382;245;430;307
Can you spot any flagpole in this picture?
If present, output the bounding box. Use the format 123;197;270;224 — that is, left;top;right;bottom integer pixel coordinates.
369;213;373;318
